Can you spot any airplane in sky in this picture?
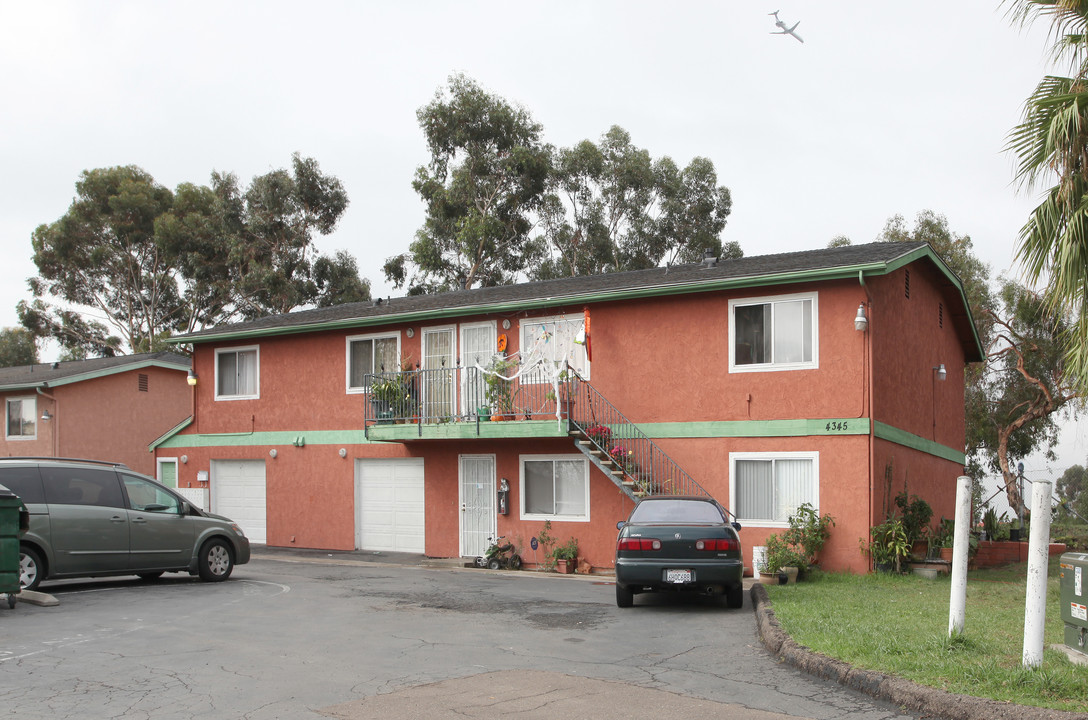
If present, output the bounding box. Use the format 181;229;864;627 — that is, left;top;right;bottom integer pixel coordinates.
769;10;804;44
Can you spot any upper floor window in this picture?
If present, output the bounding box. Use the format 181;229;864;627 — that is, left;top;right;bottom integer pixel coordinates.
6;397;36;439
215;346;259;400
730;451;818;526
729;292;818;372
520;314;590;382
346;333;399;392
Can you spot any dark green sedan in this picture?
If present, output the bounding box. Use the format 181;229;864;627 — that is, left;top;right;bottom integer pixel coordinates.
614;496;744;608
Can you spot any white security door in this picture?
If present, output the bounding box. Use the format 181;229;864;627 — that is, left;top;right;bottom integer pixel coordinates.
459;455;495;558
210;460;267;544
356;459;425;553
422;327;456;421
460;322;497;417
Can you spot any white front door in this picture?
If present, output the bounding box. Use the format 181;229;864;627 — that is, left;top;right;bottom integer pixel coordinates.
422;326;456;421
459;455;495;557
355;458;425;553
460;322;496;417
210;459;267;544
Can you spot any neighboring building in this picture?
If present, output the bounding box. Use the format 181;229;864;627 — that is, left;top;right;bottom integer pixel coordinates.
154;242;982;573
0;352;192;479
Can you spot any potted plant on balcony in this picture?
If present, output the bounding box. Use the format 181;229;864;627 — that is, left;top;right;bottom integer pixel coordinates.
551;537;578;574
370;376;401;424
485;356;517;421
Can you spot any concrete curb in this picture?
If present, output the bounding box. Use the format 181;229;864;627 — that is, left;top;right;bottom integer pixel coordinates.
12;590;59;607
750;583;1088;720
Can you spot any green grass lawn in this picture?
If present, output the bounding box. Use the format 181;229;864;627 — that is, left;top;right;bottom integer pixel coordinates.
764;556;1088;712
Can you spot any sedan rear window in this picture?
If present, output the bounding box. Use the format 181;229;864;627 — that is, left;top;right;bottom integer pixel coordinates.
629;499;725;524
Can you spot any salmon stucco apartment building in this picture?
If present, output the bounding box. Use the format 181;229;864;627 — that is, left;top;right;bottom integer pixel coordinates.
152;242;982;573
1;352;192;479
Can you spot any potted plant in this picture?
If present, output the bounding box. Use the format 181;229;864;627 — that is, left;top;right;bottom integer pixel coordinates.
551;537;578;573
864;518;911;573
370;376;401;423
485;356;517;421
762;533;806;583
584;423;612;448
894;491;933;560
781;502;835;574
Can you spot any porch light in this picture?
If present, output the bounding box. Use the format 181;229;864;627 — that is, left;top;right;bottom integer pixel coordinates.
41;409;52;421
934;364;947;382
854;304;868;332
187;368;199;386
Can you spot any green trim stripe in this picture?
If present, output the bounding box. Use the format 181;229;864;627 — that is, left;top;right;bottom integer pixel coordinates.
873;421;966;464
155;417;964;465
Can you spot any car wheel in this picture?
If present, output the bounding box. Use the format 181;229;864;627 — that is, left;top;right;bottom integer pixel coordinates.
725;583;744;609
615;583;634;608
19;546;43;591
197;539;234;582
138;572;164;581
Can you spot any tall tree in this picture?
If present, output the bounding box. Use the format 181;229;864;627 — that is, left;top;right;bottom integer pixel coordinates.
535;126;736;279
385;74;552;293
0;328;38;367
21;157;369;355
972;280;1082;515
1006;1;1088;394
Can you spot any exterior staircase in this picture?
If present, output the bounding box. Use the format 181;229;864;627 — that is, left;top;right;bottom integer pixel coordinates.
563;373;717;505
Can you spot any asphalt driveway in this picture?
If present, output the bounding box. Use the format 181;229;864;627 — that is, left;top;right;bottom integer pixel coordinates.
0;552;918;719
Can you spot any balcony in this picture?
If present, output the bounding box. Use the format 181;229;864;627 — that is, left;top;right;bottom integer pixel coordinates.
363;366;574;442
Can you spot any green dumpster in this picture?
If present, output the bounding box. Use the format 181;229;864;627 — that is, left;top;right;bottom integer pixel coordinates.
1059;552;1088;656
0;482;28;609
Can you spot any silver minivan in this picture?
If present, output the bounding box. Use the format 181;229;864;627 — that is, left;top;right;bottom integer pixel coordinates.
0;457;250;590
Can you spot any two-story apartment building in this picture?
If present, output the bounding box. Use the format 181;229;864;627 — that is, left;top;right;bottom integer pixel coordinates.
153;242;982;573
1;352;192;478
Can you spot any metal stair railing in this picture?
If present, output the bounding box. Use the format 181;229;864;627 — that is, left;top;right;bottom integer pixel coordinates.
564;372;719;505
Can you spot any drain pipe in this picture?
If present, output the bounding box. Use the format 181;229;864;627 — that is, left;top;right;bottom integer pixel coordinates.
36;385;57;456
858;271;875;556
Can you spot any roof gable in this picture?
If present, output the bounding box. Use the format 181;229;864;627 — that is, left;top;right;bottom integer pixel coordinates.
0;351;191;392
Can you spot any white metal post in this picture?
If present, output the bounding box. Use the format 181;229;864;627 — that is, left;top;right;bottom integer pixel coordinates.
1022;479;1054;669
948;475;972;637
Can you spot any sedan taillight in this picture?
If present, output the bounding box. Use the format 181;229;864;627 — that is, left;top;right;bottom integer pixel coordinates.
617;537;662;551
695;538;739;551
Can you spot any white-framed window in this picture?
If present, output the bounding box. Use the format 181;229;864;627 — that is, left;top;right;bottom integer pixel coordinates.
520;454;590;521
519;313;589;382
729;292;818;372
215;346;259;400
5;396;36;439
346;333;400;393
729;451;819;527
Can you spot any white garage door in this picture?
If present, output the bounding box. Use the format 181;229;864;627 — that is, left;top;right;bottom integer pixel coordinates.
356;459;425;553
211;459;267;544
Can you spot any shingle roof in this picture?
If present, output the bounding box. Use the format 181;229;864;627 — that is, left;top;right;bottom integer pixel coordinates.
0;351;191;391
174;241;948;345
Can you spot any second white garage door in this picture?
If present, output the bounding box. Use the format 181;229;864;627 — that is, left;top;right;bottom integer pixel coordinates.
355;459;425;553
211;459;267;544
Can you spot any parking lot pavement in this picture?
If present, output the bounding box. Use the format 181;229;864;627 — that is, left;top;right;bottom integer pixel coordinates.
0;555;918;720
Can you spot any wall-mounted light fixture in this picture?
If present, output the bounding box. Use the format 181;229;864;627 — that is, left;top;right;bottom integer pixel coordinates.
934;364;947;382
405;328;415;338
338;448;347;458
854;304;868;332
180;455;188;464
502;319;511;330
40;409;52;421
269;449;277;459
187;368;199;386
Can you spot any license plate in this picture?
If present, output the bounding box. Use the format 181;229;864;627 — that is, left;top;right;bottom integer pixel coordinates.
665;569;692;584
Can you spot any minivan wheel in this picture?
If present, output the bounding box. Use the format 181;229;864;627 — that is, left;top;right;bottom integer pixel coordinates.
197;539;234;582
19;546;43;591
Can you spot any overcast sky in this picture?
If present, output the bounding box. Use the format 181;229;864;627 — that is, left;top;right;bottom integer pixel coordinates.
1;2;1083;483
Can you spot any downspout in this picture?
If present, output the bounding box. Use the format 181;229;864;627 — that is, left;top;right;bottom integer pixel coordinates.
858;270;874;551
36;385;57;457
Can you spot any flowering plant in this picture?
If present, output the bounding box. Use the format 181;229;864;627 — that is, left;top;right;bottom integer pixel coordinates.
609;444;639;474
585;424;612;446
